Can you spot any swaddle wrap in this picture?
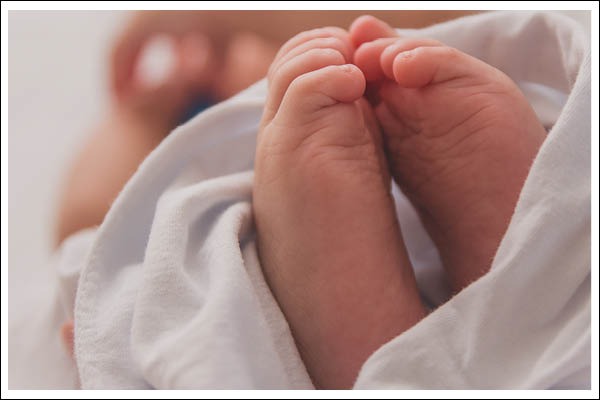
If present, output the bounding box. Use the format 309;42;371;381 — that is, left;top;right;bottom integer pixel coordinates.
65;11;590;389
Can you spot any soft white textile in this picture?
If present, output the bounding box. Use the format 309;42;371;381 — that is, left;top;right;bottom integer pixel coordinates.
354;12;592;389
16;11;590;389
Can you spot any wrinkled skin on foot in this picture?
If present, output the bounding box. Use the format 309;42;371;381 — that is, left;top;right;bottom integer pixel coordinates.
350;16;546;292
253;27;426;389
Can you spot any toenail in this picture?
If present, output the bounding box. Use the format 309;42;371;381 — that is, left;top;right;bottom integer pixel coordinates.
396;50;414;60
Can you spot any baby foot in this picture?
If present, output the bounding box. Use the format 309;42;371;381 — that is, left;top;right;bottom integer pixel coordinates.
351;16;546;292
253;27;426;389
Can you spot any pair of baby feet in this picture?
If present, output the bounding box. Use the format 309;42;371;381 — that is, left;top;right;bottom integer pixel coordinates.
253;16;546;389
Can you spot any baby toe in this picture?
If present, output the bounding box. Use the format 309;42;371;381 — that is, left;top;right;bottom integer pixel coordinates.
349;15;397;47
379;38;444;82
280;63;366;115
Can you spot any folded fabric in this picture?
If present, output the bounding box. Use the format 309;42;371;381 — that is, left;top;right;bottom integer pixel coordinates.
56;11;590;389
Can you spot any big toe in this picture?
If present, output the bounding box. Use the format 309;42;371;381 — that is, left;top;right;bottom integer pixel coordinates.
278;64;366;119
266;63;368;154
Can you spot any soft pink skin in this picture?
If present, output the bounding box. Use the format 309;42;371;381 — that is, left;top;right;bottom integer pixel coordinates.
350;16;547;292
253;14;546;389
253;27;426;389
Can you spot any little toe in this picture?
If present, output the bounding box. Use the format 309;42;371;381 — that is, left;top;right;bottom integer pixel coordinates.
268;35;353;79
271;27;352;71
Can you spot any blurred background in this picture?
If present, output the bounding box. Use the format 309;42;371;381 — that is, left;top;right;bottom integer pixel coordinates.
7;10;591;370
9;11;127;317
9;11;127;315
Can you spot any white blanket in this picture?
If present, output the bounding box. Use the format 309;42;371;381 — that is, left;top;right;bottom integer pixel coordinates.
21;11;592;389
